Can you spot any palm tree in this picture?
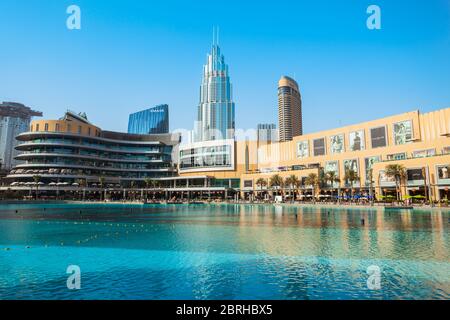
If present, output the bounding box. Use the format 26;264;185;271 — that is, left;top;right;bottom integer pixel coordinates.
293;175;303;200
144;178;152;201
368;169;375;206
326;171;340;202
255;177;267;199
98;176;105;201
269;174;283;197
305;173;318;203
130;180;137;201
32;175;41;200
385;164;407;201
150;180;160;189
285;175;300;202
319;169;327;189
344;169;360;201
76;178;86;201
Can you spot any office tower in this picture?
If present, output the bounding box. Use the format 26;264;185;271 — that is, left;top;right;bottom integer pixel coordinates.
195;33;235;142
0;102;42;170
278;76;302;141
257;123;278;142
128;104;169;134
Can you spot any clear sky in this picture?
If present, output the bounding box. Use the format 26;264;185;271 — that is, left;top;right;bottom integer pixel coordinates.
1;0;449;134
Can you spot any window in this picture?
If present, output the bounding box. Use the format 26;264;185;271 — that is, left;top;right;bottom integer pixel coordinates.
88;127;91;136
244;180;253;188
78;126;82;134
442;147;450;155
407;169;424;181
387;153;406;161
313;138;325;156
44;123;49;131
55;124;60;132
36;124;40;131
370;126;387;148
67;124;71;132
412;149;435;158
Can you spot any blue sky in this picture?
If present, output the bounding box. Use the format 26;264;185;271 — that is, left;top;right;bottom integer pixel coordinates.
0;0;449;134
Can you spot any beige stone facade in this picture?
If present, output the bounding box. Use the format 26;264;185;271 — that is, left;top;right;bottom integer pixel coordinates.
180;107;450;201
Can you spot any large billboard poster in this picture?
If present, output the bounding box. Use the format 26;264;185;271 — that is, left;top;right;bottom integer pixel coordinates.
343;159;359;186
297;141;309;158
325;161;339;176
393;120;413;145
330;134;344;154
325;161;339;187
438;165;450;179
349;130;365;151
364;156;381;184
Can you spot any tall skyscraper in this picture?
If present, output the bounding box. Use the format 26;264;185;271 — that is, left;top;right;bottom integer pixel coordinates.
0;102;42;170
278;76;302;142
195;32;235;142
128;104;169;134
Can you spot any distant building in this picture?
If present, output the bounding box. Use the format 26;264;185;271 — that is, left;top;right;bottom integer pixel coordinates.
128;104;169;134
278;76;302;141
257;123;278;142
0;102;42;170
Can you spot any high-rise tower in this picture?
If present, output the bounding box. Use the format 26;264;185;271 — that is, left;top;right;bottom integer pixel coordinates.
0;102;42;170
195;30;235;142
128;104;169;135
278;76;302;141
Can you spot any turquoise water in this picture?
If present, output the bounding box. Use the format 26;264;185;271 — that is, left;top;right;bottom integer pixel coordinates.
0;203;449;300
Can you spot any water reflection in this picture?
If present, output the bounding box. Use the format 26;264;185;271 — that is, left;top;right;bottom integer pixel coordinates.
0;203;448;299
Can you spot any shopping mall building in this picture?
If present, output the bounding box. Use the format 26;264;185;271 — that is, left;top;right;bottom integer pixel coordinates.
178;107;450;202
1;108;450;202
1;111;179;199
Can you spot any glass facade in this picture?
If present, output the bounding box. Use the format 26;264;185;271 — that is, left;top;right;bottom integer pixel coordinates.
0;102;42;170
128;105;169;134
9;129;176;185
195;43;235;142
